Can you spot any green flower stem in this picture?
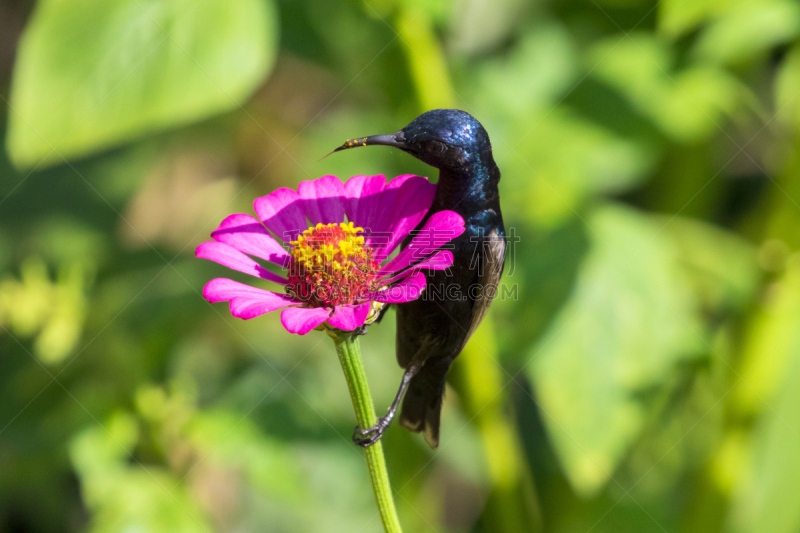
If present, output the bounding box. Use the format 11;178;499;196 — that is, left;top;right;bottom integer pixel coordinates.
330;331;403;533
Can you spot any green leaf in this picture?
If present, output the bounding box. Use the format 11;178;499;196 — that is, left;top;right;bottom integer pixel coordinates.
775;44;800;128
733;258;800;417
503;109;658;226
447;0;529;56
658;0;724;39
727;350;800;533
658;67;744;141
470;22;579;118
71;415;209;533
664;216;760;313
693;0;800;65
0;256;90;364
527;204;703;496
6;0;278;169
185;410;306;502
590;35;745;143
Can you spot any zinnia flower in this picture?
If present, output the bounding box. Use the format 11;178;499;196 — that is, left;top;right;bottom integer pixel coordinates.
197;174;465;335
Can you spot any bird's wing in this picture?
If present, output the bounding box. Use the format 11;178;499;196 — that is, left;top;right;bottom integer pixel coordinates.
397;226;506;366
460;227;506;350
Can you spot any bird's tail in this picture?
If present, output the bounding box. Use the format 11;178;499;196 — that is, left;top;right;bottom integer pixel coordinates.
399;360;450;448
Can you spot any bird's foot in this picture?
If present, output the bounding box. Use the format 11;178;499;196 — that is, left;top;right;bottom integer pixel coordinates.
352;416;392;447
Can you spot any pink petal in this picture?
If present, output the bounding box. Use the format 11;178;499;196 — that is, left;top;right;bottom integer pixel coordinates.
212;213;290;267
373;176;436;260
380;250;453;284
196;241;287;285
344;174;387;239
359;174;418;251
280;307;332;335
327;302;371;331
254;188;308;242
379;211;465;276
298;175;346;225
230;298;299;320
367;271;427;303
202;278;299;319
203;278;285;302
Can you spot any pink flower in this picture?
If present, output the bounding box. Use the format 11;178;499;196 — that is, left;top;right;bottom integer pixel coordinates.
197;174;465;335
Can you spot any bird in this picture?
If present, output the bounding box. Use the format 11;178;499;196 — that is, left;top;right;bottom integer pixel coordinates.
332;109;505;448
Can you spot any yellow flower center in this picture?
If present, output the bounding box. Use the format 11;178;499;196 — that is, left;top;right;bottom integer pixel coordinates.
286;222;380;308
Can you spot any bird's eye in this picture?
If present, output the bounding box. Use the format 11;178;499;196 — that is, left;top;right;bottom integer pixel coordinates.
425;141;446;155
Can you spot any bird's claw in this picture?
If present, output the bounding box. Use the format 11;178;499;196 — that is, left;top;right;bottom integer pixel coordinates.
352;417;390;447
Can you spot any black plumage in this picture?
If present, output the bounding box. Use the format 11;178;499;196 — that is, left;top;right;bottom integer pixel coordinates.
333;109;505;448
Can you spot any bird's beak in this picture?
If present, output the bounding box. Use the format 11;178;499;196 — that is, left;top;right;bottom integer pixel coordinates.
321;132;407;160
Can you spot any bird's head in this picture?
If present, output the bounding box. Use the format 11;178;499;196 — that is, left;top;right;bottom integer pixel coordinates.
330;109;493;172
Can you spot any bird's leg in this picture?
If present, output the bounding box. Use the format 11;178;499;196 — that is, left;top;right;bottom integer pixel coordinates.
353;363;421;447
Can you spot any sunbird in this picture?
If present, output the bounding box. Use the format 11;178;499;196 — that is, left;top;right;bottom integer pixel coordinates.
333;109;505;448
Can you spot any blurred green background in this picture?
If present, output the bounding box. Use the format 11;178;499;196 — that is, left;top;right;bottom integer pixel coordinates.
1;0;799;531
